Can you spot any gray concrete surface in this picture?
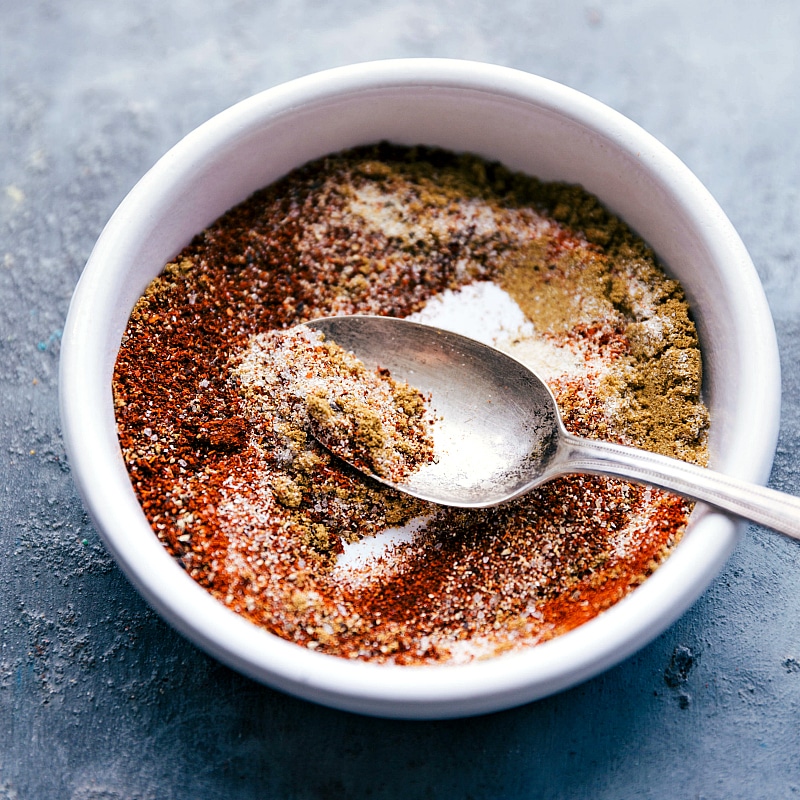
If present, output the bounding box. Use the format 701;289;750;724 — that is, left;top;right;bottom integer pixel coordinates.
2;1;800;797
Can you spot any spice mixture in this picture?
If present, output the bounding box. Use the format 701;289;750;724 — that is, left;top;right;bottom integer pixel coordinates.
113;143;709;664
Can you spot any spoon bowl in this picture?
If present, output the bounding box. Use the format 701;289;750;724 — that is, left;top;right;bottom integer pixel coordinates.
308;315;800;540
307;315;561;506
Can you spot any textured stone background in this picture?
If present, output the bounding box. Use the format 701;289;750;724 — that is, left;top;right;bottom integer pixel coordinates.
2;1;799;797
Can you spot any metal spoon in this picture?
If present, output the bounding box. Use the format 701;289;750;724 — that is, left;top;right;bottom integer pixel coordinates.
306;315;800;540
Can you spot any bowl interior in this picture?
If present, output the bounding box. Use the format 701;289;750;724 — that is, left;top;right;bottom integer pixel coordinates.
60;59;780;718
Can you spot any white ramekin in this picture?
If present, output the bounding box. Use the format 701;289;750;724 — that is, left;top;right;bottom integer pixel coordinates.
60;59;780;718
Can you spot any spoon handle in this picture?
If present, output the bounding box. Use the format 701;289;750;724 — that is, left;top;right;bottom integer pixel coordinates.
561;433;800;540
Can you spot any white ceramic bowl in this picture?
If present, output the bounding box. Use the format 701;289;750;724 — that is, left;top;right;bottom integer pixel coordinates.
60;59;780;718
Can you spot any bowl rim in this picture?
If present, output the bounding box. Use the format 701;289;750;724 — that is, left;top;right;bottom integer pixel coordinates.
59;58;781;718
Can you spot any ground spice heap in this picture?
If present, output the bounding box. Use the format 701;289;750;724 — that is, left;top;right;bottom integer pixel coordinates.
113;143;709;664
232;325;435;485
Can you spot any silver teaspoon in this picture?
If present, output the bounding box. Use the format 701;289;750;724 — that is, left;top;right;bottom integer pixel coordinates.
305;315;800;540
